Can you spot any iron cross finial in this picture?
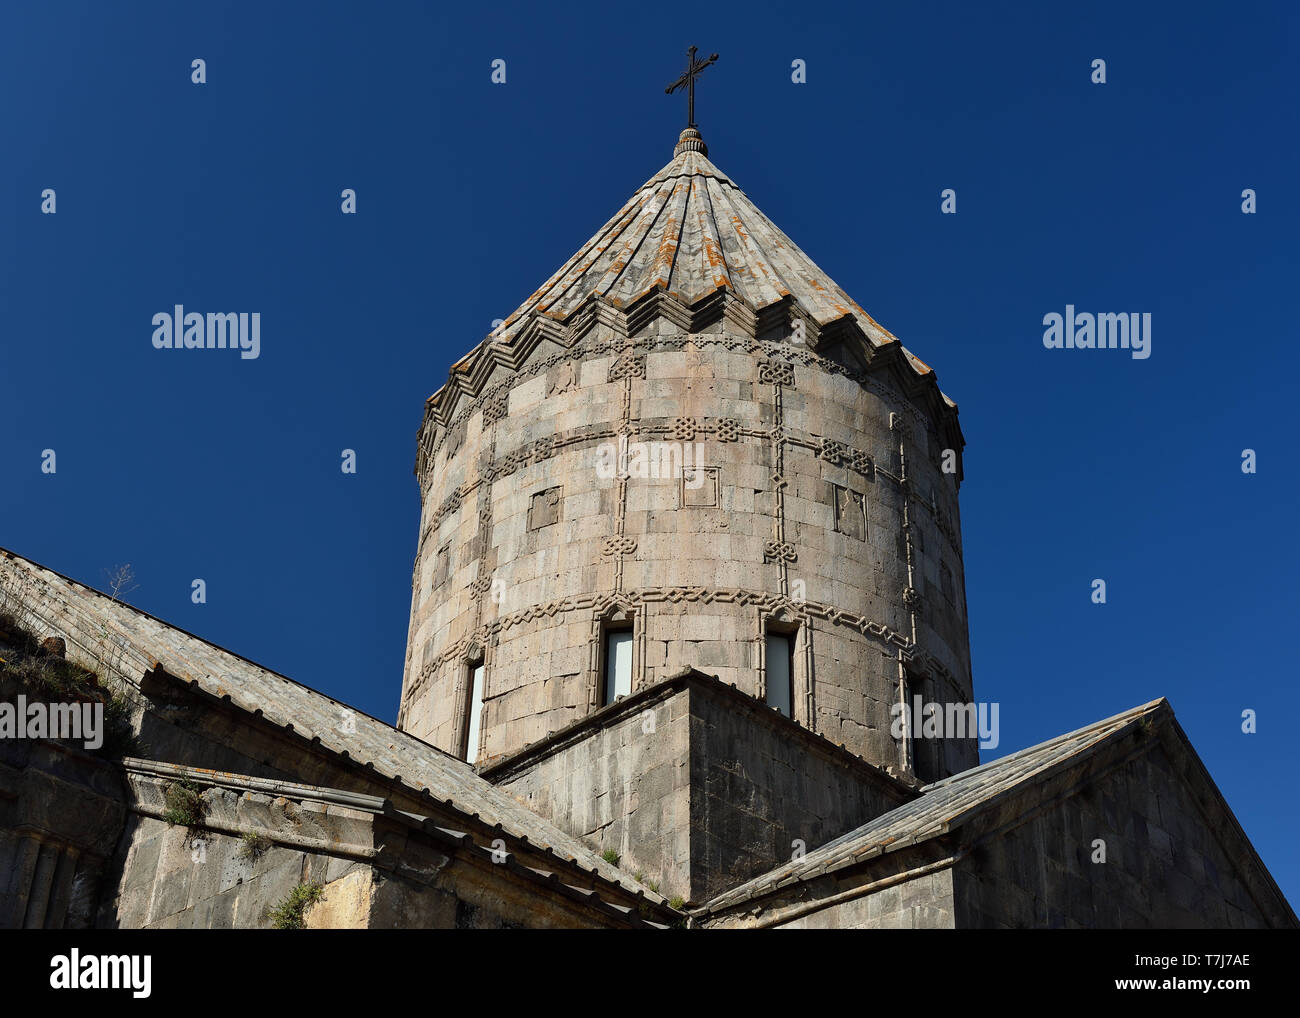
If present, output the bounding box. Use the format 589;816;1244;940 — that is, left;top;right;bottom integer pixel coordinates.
665;45;719;130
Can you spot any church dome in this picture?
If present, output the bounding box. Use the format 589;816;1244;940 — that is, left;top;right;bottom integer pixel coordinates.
401;133;973;782
494;135;896;346
424;133;957;445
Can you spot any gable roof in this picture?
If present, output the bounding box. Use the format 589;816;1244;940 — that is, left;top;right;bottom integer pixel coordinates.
704;699;1171;912
0;547;660;904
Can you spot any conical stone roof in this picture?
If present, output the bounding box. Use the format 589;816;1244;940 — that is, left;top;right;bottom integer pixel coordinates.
494;128;899;349
426;129;956;436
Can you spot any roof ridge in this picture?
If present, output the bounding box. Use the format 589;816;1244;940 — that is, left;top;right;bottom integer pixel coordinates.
0;546;660;902
921;698;1168;792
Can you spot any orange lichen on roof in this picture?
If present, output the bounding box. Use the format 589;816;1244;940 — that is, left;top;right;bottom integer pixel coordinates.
650;215;681;286
906;349;933;373
451;134;946;402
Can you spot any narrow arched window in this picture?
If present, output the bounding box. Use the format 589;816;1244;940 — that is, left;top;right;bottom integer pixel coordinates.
765;631;794;718
603;628;633;705
463;661;485;764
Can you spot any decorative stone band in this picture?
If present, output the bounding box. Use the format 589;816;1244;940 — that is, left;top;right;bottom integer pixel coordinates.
418;416;953;556
607;353;647;381
405;585;917;700
416;330;954;478
669;417;697;441
816;437;875;477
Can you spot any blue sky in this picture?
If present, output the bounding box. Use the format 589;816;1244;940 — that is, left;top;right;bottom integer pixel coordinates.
2;1;1296;907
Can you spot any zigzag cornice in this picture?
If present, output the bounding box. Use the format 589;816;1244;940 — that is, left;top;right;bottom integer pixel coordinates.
417;289;963;477
415;343;964;489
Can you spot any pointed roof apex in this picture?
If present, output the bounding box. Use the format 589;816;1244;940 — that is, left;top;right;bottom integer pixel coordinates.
674;126;708;157
493;141;898;348
419;132;966;446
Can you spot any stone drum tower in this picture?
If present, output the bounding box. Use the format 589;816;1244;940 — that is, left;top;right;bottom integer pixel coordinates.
398;125;974;790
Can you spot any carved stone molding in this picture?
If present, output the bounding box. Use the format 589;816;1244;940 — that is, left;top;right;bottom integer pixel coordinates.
601;535;638;557
763;540;797;563
406;585;916;697
527;487;563;531
819;437;849;466
669;417;698;441
608;352;646;381
757;360;795;386
680;467;720;508
483;395;508;424
421;333;943;473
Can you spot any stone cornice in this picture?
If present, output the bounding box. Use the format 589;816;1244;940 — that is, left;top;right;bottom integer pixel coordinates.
415;293;965;482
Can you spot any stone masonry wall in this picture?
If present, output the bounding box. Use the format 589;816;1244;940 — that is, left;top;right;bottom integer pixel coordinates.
951;739;1285;928
490;683;693;900
688;681;912;901
401;320;975;778
489;675;915;903
0;736;125;929
104;772;634;929
104;778;378;929
766;868;957;929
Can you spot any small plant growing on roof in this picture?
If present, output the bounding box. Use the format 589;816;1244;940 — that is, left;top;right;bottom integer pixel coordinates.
633;872;660;893
600;848;620;866
268;882;324;930
161;778;206;827
103;563;139;603
0;609;141;759
0;634;97;700
99;692;141;758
